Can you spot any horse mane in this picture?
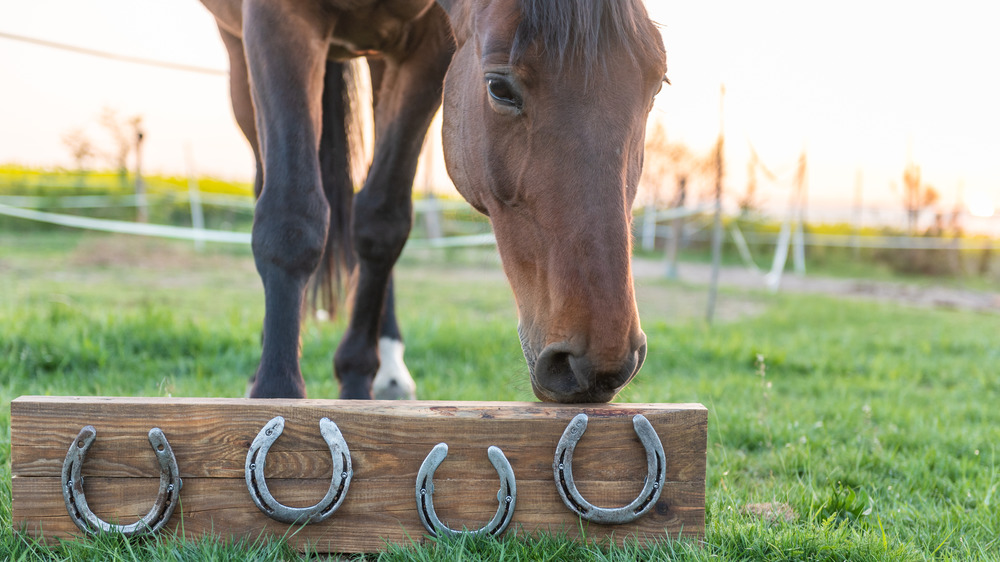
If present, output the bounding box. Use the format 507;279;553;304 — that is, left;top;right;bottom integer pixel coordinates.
511;0;663;78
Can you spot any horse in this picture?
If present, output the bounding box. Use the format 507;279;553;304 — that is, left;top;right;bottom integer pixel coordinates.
199;0;667;403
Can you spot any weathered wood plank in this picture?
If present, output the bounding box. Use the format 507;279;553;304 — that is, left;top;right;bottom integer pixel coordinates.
12;397;707;552
11;398;707;481
13;477;705;550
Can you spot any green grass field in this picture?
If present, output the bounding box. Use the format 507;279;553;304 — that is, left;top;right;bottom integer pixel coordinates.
2;231;999;560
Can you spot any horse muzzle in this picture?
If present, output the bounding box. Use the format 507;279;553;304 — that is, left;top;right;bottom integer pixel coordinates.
522;332;647;404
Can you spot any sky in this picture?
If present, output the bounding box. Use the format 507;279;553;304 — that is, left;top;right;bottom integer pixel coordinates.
1;0;998;227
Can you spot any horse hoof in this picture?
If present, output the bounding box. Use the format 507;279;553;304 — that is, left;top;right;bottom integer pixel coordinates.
373;337;416;400
373;377;416;400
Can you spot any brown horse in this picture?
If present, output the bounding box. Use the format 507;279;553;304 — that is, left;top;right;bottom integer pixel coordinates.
200;0;666;403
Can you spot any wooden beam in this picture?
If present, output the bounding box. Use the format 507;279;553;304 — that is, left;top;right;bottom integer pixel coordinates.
12;397;707;552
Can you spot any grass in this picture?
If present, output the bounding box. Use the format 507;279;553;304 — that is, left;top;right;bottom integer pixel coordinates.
2;231;1000;560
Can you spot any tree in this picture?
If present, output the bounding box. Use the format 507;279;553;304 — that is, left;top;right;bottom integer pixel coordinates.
99;108;143;185
901;163;938;233
639;118;713;209
740;145;776;216
638;119;673;207
61;128;95;172
638;117;714;277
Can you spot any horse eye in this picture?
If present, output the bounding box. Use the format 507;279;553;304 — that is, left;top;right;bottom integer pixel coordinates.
487;78;521;109
654;76;668;98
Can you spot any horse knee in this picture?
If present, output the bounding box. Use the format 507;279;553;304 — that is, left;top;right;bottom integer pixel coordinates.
352;201;412;264
252;194;330;280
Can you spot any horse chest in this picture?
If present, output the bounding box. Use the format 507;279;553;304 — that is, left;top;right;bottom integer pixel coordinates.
329;0;437;58
200;0;436;56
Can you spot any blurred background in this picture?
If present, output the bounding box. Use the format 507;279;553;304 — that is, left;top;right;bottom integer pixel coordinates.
1;0;998;288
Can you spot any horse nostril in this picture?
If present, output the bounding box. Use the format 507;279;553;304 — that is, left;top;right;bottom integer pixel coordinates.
603;341;646;390
597;354;640;392
531;339;646;403
534;348;582;396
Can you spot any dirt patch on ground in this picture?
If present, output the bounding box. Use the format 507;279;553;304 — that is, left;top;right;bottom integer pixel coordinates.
742;502;797;524
70;236;252;272
635;281;768;323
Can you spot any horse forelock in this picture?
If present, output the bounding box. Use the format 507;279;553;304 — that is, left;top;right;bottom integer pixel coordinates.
510;0;664;80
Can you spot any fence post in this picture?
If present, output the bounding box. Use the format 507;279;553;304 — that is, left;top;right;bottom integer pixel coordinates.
791;151;807;276
423;193;443;241
134;127;148;223
729;223;760;274
642;204;657;251
851;169;863;259
664;177;686;279
792;219;806;275
185;146;205;251
766;214;791;292
188;176;205;252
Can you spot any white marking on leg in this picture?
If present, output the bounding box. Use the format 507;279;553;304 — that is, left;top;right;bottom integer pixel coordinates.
372;336;416;400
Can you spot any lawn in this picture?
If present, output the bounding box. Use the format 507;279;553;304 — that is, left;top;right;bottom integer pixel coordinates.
2;231;998;560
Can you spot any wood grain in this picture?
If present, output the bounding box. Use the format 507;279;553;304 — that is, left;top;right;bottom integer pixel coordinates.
12;397;707;552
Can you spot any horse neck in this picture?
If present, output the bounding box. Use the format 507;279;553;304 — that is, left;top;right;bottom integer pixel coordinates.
436;0;475;48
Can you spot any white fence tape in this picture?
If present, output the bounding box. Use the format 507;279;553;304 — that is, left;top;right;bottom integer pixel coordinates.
3;200;995;252
0;192;256;210
0;194;141;209
407;233;495;249
0;203;251;243
655;204;715;221
0;202;493;250
1;192;474;213
751;232;1000;251
650;221;999;251
412;198;471;213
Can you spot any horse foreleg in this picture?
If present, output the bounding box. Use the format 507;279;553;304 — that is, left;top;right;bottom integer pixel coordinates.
218;25;267;397
217;25;263;198
361;58;415;399
372;275;416;399
334;5;455;399
242;0;331;398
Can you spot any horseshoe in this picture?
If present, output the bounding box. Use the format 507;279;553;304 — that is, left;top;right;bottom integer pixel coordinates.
245;416;352;524
62;425;182;536
553;413;665;525
416;443;517;538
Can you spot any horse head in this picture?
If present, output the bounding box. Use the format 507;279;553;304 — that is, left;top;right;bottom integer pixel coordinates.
442;0;667;403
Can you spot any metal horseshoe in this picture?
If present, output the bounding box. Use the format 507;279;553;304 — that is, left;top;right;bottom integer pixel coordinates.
554;413;666;524
245;416;352;524
416;443;516;538
61;425;182;536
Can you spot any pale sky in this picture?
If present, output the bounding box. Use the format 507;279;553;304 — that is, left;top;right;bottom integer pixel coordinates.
1;0;998;223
